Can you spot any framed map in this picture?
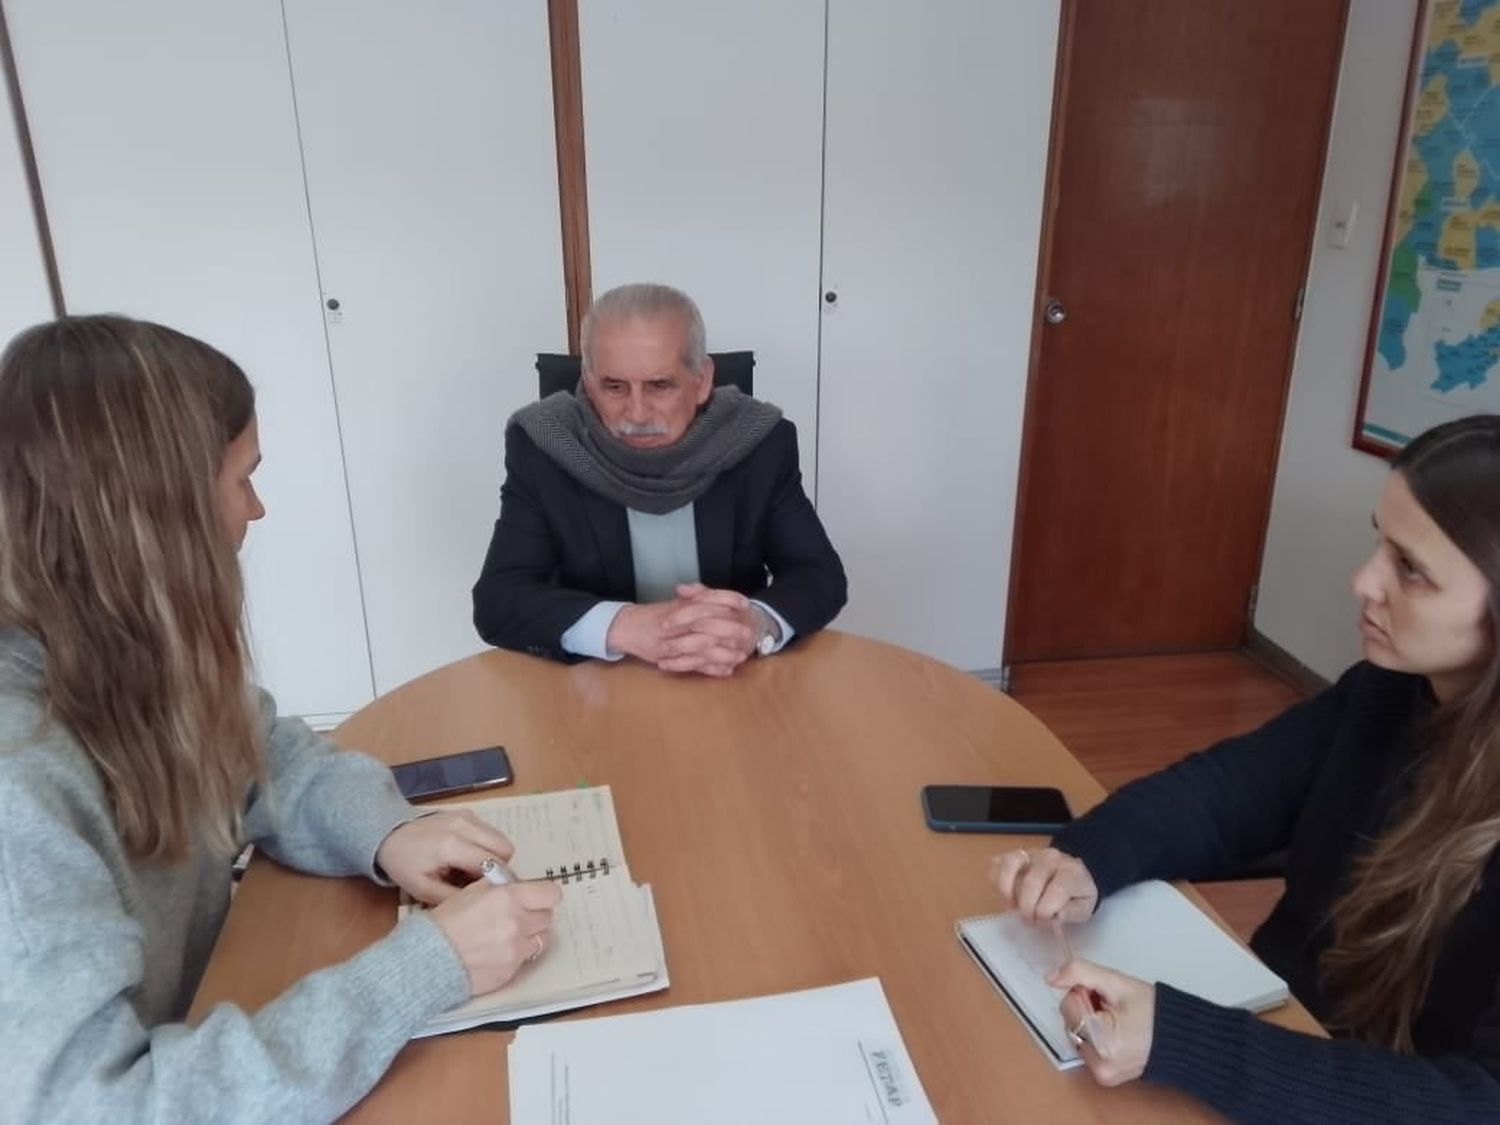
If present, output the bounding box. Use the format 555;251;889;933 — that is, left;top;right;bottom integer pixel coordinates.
1355;0;1500;455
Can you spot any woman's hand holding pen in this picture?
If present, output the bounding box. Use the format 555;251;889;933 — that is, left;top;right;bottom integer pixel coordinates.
991;848;1151;1086
379;810;561;995
990;846;1098;923
430;876;561;996
1050;960;1154;1085
378;809;517;904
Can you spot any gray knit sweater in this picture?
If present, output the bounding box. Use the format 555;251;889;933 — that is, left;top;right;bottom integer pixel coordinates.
0;631;470;1122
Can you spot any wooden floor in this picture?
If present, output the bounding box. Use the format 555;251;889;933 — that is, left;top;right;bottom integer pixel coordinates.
1009;650;1305;940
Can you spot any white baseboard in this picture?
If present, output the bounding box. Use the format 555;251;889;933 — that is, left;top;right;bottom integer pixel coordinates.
300;712;353;732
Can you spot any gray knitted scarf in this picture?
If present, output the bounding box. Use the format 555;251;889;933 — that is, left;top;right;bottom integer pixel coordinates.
510;385;783;515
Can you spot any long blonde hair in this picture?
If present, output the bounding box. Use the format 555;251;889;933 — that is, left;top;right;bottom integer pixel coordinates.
0;315;262;862
1321;415;1500;1051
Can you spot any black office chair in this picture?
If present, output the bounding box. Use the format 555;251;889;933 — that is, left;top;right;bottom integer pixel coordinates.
536;350;755;399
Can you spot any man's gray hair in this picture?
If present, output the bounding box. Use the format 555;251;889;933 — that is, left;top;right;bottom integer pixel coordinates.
581;283;708;373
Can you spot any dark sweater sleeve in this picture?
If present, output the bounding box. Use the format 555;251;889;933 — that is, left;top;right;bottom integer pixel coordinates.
1144;983;1500;1124
744;421;847;638
1051;665;1362;898
472;426;602;662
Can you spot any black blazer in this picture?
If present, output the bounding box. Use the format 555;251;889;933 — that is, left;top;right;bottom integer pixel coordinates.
473;419;847;661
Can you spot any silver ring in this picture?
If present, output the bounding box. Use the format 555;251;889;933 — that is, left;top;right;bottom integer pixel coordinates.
1068;1017;1090;1047
527;934;544;963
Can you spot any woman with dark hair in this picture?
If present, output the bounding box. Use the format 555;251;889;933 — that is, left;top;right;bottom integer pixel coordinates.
992;414;1500;1122
0;316;559;1120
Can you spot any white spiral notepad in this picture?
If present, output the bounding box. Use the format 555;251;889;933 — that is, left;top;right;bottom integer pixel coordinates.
958;879;1289;1068
399;786;668;1036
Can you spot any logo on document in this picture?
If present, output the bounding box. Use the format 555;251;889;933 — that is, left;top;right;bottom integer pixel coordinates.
861;1044;908;1108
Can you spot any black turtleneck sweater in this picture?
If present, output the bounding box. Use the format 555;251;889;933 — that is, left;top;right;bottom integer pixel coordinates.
1051;661;1500;1124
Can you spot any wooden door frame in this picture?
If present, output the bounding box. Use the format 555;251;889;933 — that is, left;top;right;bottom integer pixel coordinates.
1348;0;1434;459
548;0;591;353
0;0;65;317
1003;0;1076;669
1002;0;1350;668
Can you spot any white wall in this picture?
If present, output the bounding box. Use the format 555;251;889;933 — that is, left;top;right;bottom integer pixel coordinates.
578;0;1057;673
283;0;566;696
818;0;1058;672
0;74;52;343
10;3;1056;687
1254;0;1419;680
7;2;376;721
579;1;826;489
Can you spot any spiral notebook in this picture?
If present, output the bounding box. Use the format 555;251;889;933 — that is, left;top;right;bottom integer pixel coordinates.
957;880;1288;1068
399;785;668;1037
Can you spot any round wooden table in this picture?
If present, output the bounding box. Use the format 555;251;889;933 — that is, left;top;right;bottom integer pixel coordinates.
191;631;1319;1122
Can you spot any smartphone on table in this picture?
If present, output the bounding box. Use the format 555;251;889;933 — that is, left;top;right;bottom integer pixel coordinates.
391;746;514;802
921;784;1073;833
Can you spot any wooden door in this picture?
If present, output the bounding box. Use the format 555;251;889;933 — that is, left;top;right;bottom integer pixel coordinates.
1008;0;1347;662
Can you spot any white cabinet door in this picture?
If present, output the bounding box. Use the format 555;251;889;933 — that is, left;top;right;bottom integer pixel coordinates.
283;1;566;695
579;0;825;489
817;0;1059;672
7;1;374;721
0;73;53;344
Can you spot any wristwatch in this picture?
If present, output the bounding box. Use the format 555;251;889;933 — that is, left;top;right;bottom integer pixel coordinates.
751;604;782;657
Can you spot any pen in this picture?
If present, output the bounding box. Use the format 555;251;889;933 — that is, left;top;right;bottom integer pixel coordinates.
1064;984;1118;1059
1052;918;1073;967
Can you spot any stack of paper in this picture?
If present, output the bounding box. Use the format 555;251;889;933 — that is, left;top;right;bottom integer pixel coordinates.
958;879;1289;1067
402;786;668;1036
508;978;938;1124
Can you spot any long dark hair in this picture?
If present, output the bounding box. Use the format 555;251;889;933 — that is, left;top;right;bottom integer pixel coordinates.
1321;414;1500;1050
0;315;262;862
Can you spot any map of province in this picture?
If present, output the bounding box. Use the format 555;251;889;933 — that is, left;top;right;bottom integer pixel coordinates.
1435;292;1500;390
1362;0;1500;450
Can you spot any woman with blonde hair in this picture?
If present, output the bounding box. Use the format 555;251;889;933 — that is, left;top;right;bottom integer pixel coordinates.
994;414;1500;1121
0;315;558;1120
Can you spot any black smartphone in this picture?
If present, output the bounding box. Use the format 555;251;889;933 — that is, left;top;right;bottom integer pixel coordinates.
391;746;514;802
921;784;1073;833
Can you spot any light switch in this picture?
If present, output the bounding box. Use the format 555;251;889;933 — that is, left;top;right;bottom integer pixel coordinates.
1329;202;1357;249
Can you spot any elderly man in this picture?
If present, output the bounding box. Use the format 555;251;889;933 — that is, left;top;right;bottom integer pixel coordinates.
473;283;846;676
